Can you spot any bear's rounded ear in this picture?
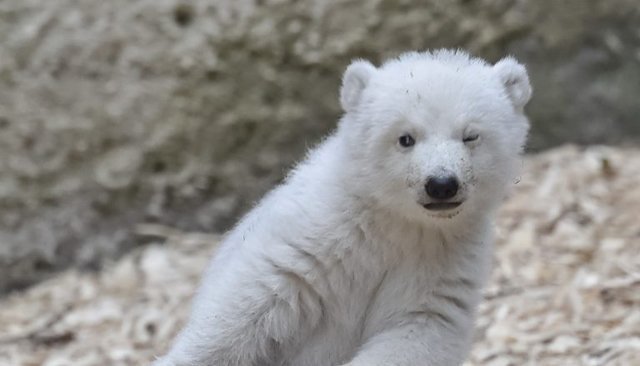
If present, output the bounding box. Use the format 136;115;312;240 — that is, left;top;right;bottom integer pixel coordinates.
493;57;532;110
340;59;376;112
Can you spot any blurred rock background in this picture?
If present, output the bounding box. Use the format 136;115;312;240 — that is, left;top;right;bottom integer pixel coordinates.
1;0;639;293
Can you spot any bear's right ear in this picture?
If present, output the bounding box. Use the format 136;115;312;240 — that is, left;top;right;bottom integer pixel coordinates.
340;60;376;113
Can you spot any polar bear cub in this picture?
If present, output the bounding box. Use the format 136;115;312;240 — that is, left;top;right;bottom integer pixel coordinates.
155;49;531;366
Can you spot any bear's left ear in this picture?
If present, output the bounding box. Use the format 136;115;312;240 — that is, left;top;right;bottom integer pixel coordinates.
340;59;376;113
493;57;532;110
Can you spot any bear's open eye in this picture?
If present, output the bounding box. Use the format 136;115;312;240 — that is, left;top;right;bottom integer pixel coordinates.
463;133;480;143
398;134;415;147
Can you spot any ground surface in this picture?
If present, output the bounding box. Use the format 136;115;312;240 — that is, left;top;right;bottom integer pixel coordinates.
0;145;639;366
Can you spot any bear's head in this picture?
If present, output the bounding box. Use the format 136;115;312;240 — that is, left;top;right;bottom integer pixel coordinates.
338;50;531;223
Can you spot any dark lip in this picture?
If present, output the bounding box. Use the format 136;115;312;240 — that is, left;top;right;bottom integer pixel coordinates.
423;202;462;211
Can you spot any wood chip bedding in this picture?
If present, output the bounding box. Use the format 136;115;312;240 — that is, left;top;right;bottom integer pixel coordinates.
1;145;638;366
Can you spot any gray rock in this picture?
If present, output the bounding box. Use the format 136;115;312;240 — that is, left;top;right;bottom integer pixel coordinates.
1;0;639;293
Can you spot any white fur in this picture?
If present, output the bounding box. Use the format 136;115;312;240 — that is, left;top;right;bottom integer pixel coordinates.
340;60;376;112
155;49;531;366
493;57;532;111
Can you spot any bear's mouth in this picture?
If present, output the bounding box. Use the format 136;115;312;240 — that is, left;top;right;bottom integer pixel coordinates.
423;202;462;211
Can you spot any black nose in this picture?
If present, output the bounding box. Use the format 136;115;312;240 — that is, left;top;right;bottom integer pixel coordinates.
425;176;459;200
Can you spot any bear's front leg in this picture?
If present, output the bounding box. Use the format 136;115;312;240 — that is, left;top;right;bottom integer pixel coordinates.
343;316;474;366
154;253;325;366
